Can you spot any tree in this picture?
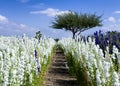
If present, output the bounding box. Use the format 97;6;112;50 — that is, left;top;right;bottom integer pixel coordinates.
35;31;42;41
51;11;102;39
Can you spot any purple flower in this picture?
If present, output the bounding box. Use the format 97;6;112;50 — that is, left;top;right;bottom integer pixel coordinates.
35;50;37;58
34;50;40;73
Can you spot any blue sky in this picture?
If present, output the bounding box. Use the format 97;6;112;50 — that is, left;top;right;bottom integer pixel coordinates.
0;0;120;38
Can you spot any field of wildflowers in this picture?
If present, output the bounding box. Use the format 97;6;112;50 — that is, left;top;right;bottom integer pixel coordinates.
93;31;120;54
1;31;120;86
58;36;120;86
0;35;55;86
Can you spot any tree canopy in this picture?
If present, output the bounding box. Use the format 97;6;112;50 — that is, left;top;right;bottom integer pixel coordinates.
51;11;102;39
35;31;42;42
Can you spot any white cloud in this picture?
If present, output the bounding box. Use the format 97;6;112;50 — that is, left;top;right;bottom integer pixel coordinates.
20;24;27;28
114;11;120;14
104;24;120;32
30;8;69;17
0;15;8;23
108;17;116;23
0;14;38;37
8;22;27;29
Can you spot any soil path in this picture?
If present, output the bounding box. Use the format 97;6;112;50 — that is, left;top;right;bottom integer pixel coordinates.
43;47;78;86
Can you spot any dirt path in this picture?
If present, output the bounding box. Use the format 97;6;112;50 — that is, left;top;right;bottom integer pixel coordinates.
43;47;78;86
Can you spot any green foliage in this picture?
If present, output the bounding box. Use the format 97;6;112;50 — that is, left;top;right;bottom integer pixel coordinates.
52;11;102;39
54;38;59;42
66;52;91;86
35;31;42;40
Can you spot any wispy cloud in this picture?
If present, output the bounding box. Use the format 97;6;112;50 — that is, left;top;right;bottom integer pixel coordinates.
101;16;120;32
0;14;8;23
108;16;116;23
114;11;120;14
0;14;38;36
103;24;120;32
30;8;69;17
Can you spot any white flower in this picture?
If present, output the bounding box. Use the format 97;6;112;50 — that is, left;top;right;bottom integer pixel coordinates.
93;59;97;68
0;51;3;57
96;70;101;86
103;61;110;78
13;69;17;75
113;45;119;54
99;49;104;58
116;54;120;64
113;82;120;86
98;59;103;71
113;71;119;83
27;64;31;73
29;74;33;83
111;54;116;60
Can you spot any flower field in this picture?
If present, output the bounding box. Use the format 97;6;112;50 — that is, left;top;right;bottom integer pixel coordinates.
93;30;120;54
0;36;55;86
1;33;120;86
58;37;120;86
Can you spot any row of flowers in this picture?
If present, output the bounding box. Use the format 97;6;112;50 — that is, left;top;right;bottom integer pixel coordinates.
77;30;120;54
58;38;120;86
0;35;56;86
